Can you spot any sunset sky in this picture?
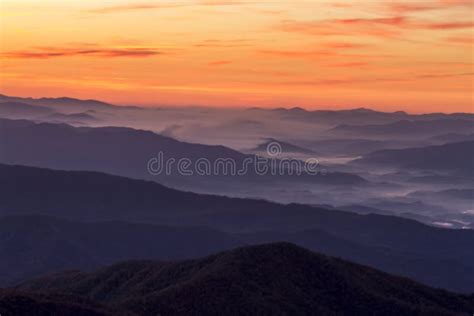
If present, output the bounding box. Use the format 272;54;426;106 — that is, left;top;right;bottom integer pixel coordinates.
0;0;473;112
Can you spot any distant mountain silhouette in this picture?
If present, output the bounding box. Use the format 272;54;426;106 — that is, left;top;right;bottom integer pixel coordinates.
249;106;474;125
329;119;474;139
0;102;54;119
46;111;99;124
0;118;365;189
429;133;474;144
0;215;242;286
409;188;473;200
354;141;474;175
0;100;100;125
251;138;317;154
0;94;116;113
300;138;390;156
1;164;474;292
0;163;367;228
15;243;474;316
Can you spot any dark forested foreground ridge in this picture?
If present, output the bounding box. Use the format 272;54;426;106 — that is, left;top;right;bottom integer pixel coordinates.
1;163;474;293
4;243;474;316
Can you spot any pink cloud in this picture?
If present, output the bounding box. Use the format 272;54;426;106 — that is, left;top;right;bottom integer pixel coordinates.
2;47;162;59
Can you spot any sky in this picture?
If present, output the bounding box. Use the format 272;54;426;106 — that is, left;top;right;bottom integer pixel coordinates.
0;0;473;112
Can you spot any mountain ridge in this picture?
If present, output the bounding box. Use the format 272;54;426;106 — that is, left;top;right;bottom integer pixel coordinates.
13;243;474;316
1;164;474;292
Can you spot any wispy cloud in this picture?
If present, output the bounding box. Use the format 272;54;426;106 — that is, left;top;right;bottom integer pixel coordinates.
388;3;440;14
321;42;371;49
277;18;404;38
421;21;473;29
279;72;474;86
2;47;162;59
88;0;256;14
327;62;370;68
277;15;473;39
89;3;177;14
387;0;472;14
415;72;474;79
194;39;252;48
445;35;474;44
259;49;335;59
259;47;390;61
437;0;473;5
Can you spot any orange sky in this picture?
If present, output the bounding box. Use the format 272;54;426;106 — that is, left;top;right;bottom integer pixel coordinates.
0;0;473;112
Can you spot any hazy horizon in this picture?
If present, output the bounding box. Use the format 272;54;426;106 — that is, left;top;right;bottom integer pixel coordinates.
1;0;473;112
2;91;473;115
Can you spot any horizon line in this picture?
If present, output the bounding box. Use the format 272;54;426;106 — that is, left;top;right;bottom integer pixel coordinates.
1;92;472;115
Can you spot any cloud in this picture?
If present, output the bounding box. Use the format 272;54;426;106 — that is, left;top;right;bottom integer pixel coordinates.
2;47;162;59
89;3;178;14
277;18;404;38
277;15;473;39
415;72;474;79
437;0;473;5
259;48;389;61
388;0;472;13
339;16;408;26
330;3;354;9
321;42;371;49
327;62;370;68
88;0;256;14
421;21;473;29
279;72;474;86
259;49;336;59
194;39;251;48
445;35;474;44
388;3;439;14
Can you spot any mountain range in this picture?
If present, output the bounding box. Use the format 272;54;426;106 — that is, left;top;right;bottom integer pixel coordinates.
1;93;474;314
9;243;474;316
329;119;474;139
0;117;365;193
0;94;115;114
354;141;474;176
1;164;473;292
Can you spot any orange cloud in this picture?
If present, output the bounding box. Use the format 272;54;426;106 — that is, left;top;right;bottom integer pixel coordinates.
322;42;371;49
327;62;370;68
437;0;473;4
259;48;389;61
277;18;404;38
416;72;474;79
388;0;472;13
194;39;251;48
259;49;336;60
278;15;473;39
421;21;474;29
445;35;474;44
2;47;162;59
279;72;474;86
339;16;408;26
388;3;439;14
88;0;256;13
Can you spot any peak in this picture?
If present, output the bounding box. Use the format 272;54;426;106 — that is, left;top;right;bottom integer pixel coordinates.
350;107;376;113
289;106;306;112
